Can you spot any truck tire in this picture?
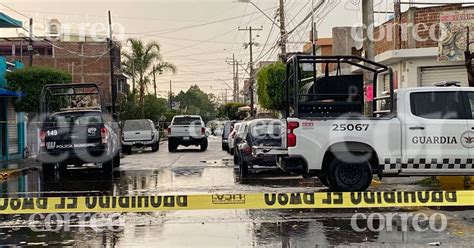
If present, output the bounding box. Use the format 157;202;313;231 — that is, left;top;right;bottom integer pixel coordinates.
327;155;373;192
317;175;330;188
42;163;55;177
103;159;114;174
168;140;177;152
234;154;238;165
239;159;249;178
113;153;121;168
151;142;160;152
200;138;208;151
122;145;132;154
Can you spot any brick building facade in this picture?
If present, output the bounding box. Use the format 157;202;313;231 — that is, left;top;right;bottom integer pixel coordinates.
372;4;474;92
0;39;128;105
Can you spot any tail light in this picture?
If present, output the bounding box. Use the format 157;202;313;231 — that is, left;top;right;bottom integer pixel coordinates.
167;127;171;135
287;122;299;147
201;127;206;136
101;127;109;144
39;129;46;148
242;143;252;155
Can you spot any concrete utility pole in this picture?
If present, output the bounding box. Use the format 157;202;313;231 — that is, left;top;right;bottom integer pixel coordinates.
279;0;287;61
362;0;375;116
153;65;157;98
28;18;33;67
108;10;117;116
169;80;173;110
239;26;262;117
226;54;242;102
362;0;375;62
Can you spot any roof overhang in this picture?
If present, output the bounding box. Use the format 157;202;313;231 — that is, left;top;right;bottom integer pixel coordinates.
0;88;25;97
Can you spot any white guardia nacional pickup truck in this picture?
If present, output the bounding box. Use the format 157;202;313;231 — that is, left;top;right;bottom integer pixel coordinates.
254;55;474;192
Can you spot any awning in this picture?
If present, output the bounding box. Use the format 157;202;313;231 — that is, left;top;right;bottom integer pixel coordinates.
0;88;25;97
0;12;23;28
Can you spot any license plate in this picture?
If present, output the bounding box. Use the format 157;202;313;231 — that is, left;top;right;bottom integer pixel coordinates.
183;137;190;141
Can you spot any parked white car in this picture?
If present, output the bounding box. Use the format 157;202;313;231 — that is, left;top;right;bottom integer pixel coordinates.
122;119;160;154
227;122;243;155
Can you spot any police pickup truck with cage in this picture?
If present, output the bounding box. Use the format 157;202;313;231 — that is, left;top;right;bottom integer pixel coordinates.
254;55;474;192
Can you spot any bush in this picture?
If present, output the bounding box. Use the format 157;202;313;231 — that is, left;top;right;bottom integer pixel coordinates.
6;67;72;113
256;62;286;111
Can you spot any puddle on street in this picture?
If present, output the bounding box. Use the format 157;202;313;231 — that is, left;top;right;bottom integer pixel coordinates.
0;209;472;247
0;158;472;247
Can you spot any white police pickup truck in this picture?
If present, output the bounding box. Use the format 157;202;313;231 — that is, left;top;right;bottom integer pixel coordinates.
254;55;474;191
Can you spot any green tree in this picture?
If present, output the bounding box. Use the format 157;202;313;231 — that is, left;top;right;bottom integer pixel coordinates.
118;94;168;124
143;95;167;123
122;39;176;117
256;62;286;111
174;85;216;122
217;102;247;120
6;67;72;113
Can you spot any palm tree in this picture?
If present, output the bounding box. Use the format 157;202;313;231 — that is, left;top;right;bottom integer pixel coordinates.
122;39;176;117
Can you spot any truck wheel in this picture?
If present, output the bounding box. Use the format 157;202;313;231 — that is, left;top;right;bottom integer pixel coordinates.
200;138;208;151
239;159;249;178
42;163;55;177
317;175;330;188
58;163;68;174
122;145;132;154
113;153;121;168
327;156;373;192
168;140;177;152
103;159;114;174
234;153;239;165
151;142;160;152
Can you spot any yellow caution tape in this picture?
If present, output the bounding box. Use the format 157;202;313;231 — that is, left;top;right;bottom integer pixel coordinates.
0;191;473;214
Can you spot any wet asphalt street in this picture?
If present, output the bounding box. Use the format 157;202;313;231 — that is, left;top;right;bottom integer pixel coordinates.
0;136;473;247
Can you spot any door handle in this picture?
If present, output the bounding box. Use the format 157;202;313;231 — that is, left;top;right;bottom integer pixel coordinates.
409;126;425;130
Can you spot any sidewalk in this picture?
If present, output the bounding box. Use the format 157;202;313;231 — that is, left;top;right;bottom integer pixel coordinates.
0;157;38;181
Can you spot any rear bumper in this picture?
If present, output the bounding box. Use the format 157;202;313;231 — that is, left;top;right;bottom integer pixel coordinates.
169;136;206;146
277;156;308;174
242;153;277;166
37;147;114;164
122;138;157;147
252;146;288;156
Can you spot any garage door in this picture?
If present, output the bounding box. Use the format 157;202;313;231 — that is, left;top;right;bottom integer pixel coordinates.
7;102;18;155
420;66;468;87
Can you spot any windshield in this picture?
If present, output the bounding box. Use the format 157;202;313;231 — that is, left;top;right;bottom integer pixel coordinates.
49;112;103;127
123;120;152;131
173;117;202;125
252;123;281;138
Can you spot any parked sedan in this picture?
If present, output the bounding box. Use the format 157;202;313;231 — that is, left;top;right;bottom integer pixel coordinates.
236;119;282;177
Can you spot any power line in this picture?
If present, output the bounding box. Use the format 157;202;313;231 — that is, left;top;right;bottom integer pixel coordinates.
124;6;278;36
